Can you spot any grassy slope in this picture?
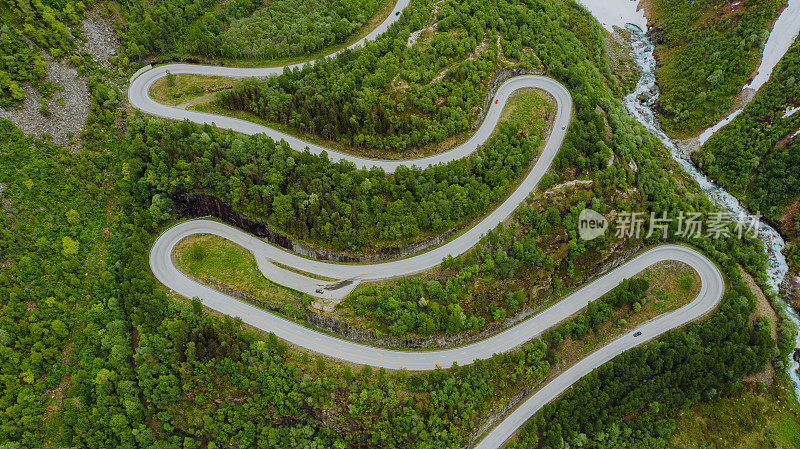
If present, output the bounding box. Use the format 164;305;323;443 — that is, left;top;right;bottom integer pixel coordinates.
555;261;702;361
498;89;551;138
671;382;800;449
173;233;311;317
649;0;783;138
149;74;237;106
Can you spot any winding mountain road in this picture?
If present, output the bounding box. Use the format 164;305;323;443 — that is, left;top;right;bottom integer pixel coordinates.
133;2;726;447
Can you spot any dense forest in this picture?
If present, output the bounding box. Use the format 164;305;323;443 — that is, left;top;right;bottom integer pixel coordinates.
0;119;111;445
216;0;619;153
2;0;78;58
2;113;789;447
511;264;780;449
0;25;46;107
129;116;541;251
218;0;382;59
694;36;800;268
338;176;774;338
0;0;797;447
114;0;383;63
136;0;628;255
650;0;783;136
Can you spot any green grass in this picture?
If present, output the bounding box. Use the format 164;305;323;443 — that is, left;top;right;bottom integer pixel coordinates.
149;74;238;106
173;233;310;316
670;381;800;449
498;88;552;137
557;260;702;360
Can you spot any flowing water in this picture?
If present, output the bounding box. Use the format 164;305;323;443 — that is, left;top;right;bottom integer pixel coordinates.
623;24;800;399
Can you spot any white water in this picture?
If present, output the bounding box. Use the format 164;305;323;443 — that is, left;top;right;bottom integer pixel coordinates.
623;24;800;400
577;0;800;146
551;0;800;401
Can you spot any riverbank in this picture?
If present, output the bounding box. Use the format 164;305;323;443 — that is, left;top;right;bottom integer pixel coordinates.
621;21;800;404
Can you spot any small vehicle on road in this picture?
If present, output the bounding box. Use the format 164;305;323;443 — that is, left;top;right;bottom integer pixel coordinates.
495;99;498;104
396;11;400;15
633;331;642;337
562;125;566;130
315;288;324;294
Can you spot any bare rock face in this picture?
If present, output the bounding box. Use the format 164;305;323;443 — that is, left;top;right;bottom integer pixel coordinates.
675;137;699;160
81;12;119;67
645;25;664;45
784;274;800;311
471;67;538;129
0;16;113;149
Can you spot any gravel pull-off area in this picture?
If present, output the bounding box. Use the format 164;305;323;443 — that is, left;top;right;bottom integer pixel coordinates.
0;59;89;149
82;12;119;67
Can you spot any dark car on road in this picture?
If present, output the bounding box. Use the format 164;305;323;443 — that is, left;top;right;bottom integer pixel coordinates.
315;288;324;294
633;331;642;337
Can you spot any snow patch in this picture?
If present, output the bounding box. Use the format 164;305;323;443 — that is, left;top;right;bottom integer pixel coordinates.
745;0;800;92
695;0;800;147
783;106;800;118
575;0;647;32
697;109;743;146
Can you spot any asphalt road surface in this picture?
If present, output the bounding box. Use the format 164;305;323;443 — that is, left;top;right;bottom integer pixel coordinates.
134;2;726;447
128;67;569;172
151;76;571;299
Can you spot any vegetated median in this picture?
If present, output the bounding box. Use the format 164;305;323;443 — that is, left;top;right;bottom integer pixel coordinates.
180;75;555;161
149;74;238;107
171;224;703;349
172;233;311;318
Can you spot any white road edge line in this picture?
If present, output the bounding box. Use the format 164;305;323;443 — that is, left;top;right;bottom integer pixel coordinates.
132;3;726;447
